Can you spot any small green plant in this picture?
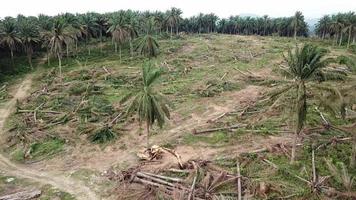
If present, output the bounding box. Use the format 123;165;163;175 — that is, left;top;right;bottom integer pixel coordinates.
88;126;117;143
29;138;64;160
325;159;355;192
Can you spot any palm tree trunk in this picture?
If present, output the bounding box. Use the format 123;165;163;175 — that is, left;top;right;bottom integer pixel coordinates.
57;52;62;79
322;30;325;40
75;40;78;56
86;37;91;55
291;81;306;163
119;45;122;63
170;26;173;39
294;26;297;40
339;32;343;46
334;33;338;46
129;37;133;57
100;30;103;53
347;27;352;48
10;49;14;67
27;53;33;70
146;121;150;149
46;48;50;66
114;42;117;53
66;44;69;58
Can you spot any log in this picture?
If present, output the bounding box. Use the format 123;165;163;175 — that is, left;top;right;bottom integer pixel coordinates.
136;172;175;187
17;110;63;114
0;189;41;200
193;124;246;135
140;171;184;183
188;174;197;200
236;161;242;200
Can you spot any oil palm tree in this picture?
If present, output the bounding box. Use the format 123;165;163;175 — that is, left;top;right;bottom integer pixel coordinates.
18;20;40;69
291;11;304;40
135;17;159;58
268;44;348;163
0;17;22;67
124;62;170;148
43;19;72;78
38;14;54;65
94;14;108;53
126;13;139;57
79;13;98;55
107;13;129;62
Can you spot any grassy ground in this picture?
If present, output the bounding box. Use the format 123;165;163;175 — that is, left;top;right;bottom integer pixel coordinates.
0;173;75;199
1;34;355;199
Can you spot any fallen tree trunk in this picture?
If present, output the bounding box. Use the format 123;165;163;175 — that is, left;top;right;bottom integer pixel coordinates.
192;124;246;135
0;189;41;200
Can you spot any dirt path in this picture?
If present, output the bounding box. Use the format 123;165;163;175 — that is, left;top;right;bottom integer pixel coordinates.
0;76;99;200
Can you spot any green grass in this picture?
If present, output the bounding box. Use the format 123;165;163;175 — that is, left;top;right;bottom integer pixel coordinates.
0;174;75;199
28;138;65;160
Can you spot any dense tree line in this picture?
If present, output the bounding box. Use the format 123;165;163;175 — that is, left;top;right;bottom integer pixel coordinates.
315;12;356;48
182;11;308;38
0;8;313;74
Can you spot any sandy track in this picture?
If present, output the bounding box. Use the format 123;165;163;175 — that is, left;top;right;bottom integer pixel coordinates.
0;76;99;200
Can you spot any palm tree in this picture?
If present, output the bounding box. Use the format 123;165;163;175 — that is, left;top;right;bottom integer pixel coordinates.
94;14;108;53
38;14;54;65
124;62;170;148
0;17;22;67
79;13;98;55
166;7;182;38
107;13;129;62
263;15;270;36
291;11;304;40
126;13;139;57
135;17;159;58
18;19;40;69
269;44;347;163
43;19;72;78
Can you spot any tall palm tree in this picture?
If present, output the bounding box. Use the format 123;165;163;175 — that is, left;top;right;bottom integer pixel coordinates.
18;20;40;69
166;7;182;38
126;13;139;57
0;17;21;67
135;17;159;58
43;19;72;78
291;11;304;40
94;14;108;53
38;14;54;65
107;13;129;62
124;62;170;148
263;15;270;36
269;44;347;163
79;13;98;55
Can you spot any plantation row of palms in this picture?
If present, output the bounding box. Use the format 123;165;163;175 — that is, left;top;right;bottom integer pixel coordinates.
217;12;308;38
0;9;313;72
315;12;356;48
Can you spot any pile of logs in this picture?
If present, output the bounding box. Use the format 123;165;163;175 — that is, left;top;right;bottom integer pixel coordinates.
112;160;244;200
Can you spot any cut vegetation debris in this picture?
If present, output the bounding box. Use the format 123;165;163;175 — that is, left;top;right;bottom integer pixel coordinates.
0;19;355;199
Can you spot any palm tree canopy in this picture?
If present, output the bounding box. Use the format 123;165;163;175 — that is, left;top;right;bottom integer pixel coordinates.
0;17;22;51
283;44;346;82
135;17;159;58
107;13;129;45
125;62;170;128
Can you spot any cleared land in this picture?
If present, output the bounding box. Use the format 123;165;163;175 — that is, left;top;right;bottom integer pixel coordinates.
0;34;355;199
